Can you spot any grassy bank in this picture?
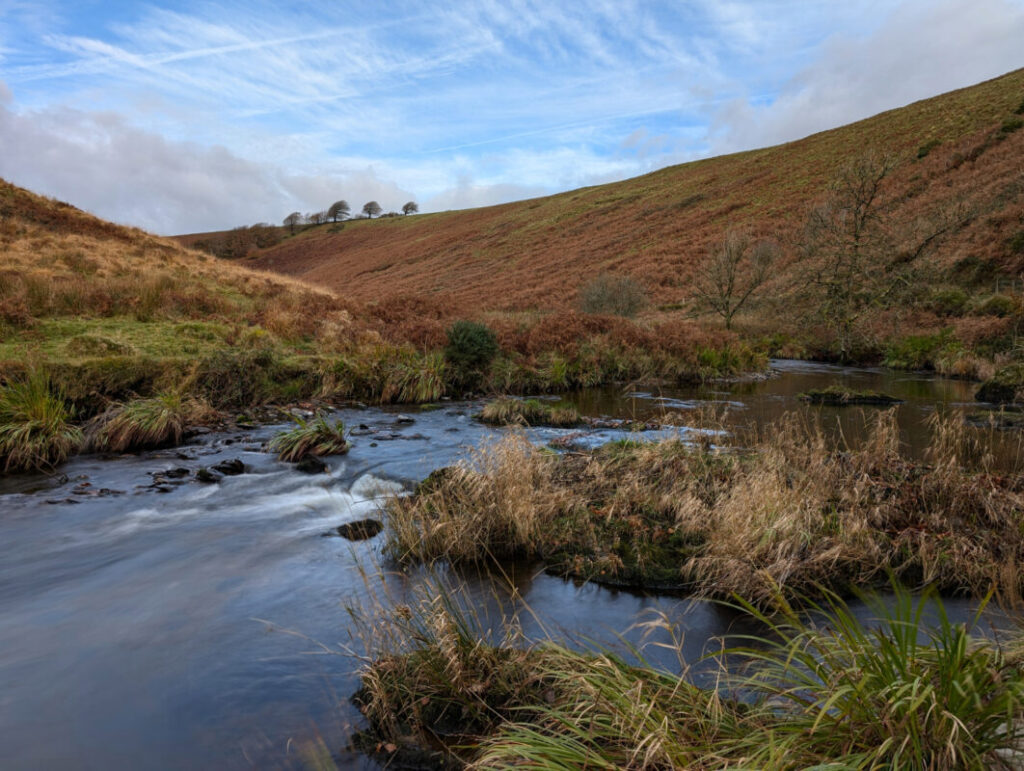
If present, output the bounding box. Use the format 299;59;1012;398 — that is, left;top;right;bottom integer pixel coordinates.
386;410;1024;604
352;579;1024;769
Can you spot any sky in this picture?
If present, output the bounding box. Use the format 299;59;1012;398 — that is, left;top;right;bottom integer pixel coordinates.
0;0;1022;235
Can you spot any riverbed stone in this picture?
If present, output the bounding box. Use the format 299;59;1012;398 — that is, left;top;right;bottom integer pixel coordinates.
295;457;328;474
196;468;222;483
329;518;384;541
212;458;245;475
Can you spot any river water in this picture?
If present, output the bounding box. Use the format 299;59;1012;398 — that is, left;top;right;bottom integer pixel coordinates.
0;361;1019;769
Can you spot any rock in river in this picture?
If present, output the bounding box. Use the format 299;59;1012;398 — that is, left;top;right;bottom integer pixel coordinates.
212;458;245;476
295;457;328;474
328;518;384;541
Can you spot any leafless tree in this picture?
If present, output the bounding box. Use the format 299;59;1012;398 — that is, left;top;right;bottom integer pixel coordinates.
327;200;350;222
283;211;302;234
801;151;968;359
306;211;328;225
362;201;382;219
692;231;778;329
402;201;418;215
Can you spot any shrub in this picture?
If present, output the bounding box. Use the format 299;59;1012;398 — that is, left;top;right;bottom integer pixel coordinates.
268;414;348;462
999;117;1024;135
916;138;941;158
444;320;498;382
927;287;969;316
883;329;959;370
1008;230;1024;255
971;293;1017;317
0;372;82;472
577;273;648;317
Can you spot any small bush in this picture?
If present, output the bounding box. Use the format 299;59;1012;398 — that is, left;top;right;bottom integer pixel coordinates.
1008;230;1024;255
0;372;82;472
999;117;1024;135
916;138;941;158
971;293;1017;317
927;287;969;316
444;320;498;382
269;414;348;462
883;329;960;370
577;273;648;317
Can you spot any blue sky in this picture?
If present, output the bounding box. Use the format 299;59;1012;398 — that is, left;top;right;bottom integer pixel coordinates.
0;0;1022;234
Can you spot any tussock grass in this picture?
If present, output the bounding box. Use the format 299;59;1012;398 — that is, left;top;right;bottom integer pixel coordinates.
354;578;1024;769
268;413;349;461
387;411;1024;603
478;397;581;427
86;392;218;453
0;371;82;472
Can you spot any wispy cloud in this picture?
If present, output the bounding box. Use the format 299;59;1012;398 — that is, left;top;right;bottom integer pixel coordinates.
0;0;1021;233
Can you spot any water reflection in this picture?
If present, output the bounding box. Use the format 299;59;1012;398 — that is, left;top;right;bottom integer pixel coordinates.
0;361;1020;769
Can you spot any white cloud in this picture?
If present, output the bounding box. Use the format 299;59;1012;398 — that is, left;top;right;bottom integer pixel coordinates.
708;0;1024;153
0;102;416;234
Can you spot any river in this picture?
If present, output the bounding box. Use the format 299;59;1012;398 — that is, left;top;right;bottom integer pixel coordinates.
0;361;1018;769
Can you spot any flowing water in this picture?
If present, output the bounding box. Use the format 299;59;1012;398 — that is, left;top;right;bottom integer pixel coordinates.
0;361;1019;769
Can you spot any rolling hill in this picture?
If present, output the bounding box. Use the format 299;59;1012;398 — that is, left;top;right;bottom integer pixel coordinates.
237;68;1024;313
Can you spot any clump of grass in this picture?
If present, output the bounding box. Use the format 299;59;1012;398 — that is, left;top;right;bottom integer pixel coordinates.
387;411;1024;604
87;392;218;453
268;413;349;462
478;397;581;427
0;371;83;472
353;578;1024;769
723;585;1024;769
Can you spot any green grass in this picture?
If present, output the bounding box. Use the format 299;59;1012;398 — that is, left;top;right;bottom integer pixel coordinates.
353;578;1024;769
268;413;349;461
478;397;581;427
0;371;82;472
86;392;216;453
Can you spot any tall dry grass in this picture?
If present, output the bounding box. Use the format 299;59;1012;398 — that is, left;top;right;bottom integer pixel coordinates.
386;410;1024;604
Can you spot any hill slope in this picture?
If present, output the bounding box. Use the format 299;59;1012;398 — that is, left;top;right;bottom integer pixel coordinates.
244;69;1024;312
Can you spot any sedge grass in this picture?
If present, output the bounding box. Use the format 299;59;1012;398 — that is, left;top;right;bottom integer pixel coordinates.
478;397;581;427
352;575;1024;770
0;370;82;472
268;413;349;461
86;392;218;452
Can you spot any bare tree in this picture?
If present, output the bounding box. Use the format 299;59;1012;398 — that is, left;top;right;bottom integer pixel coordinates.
692;232;778;330
362;201;382;219
402;201;418;216
306;211;328;225
327;200;350;222
283;211;302;234
801;151;967;359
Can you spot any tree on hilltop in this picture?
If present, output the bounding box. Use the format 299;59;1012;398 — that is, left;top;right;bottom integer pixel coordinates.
307;211;328;225
328;200;350;222
402;201;418;215
283;211;302;234
362;201;382;219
